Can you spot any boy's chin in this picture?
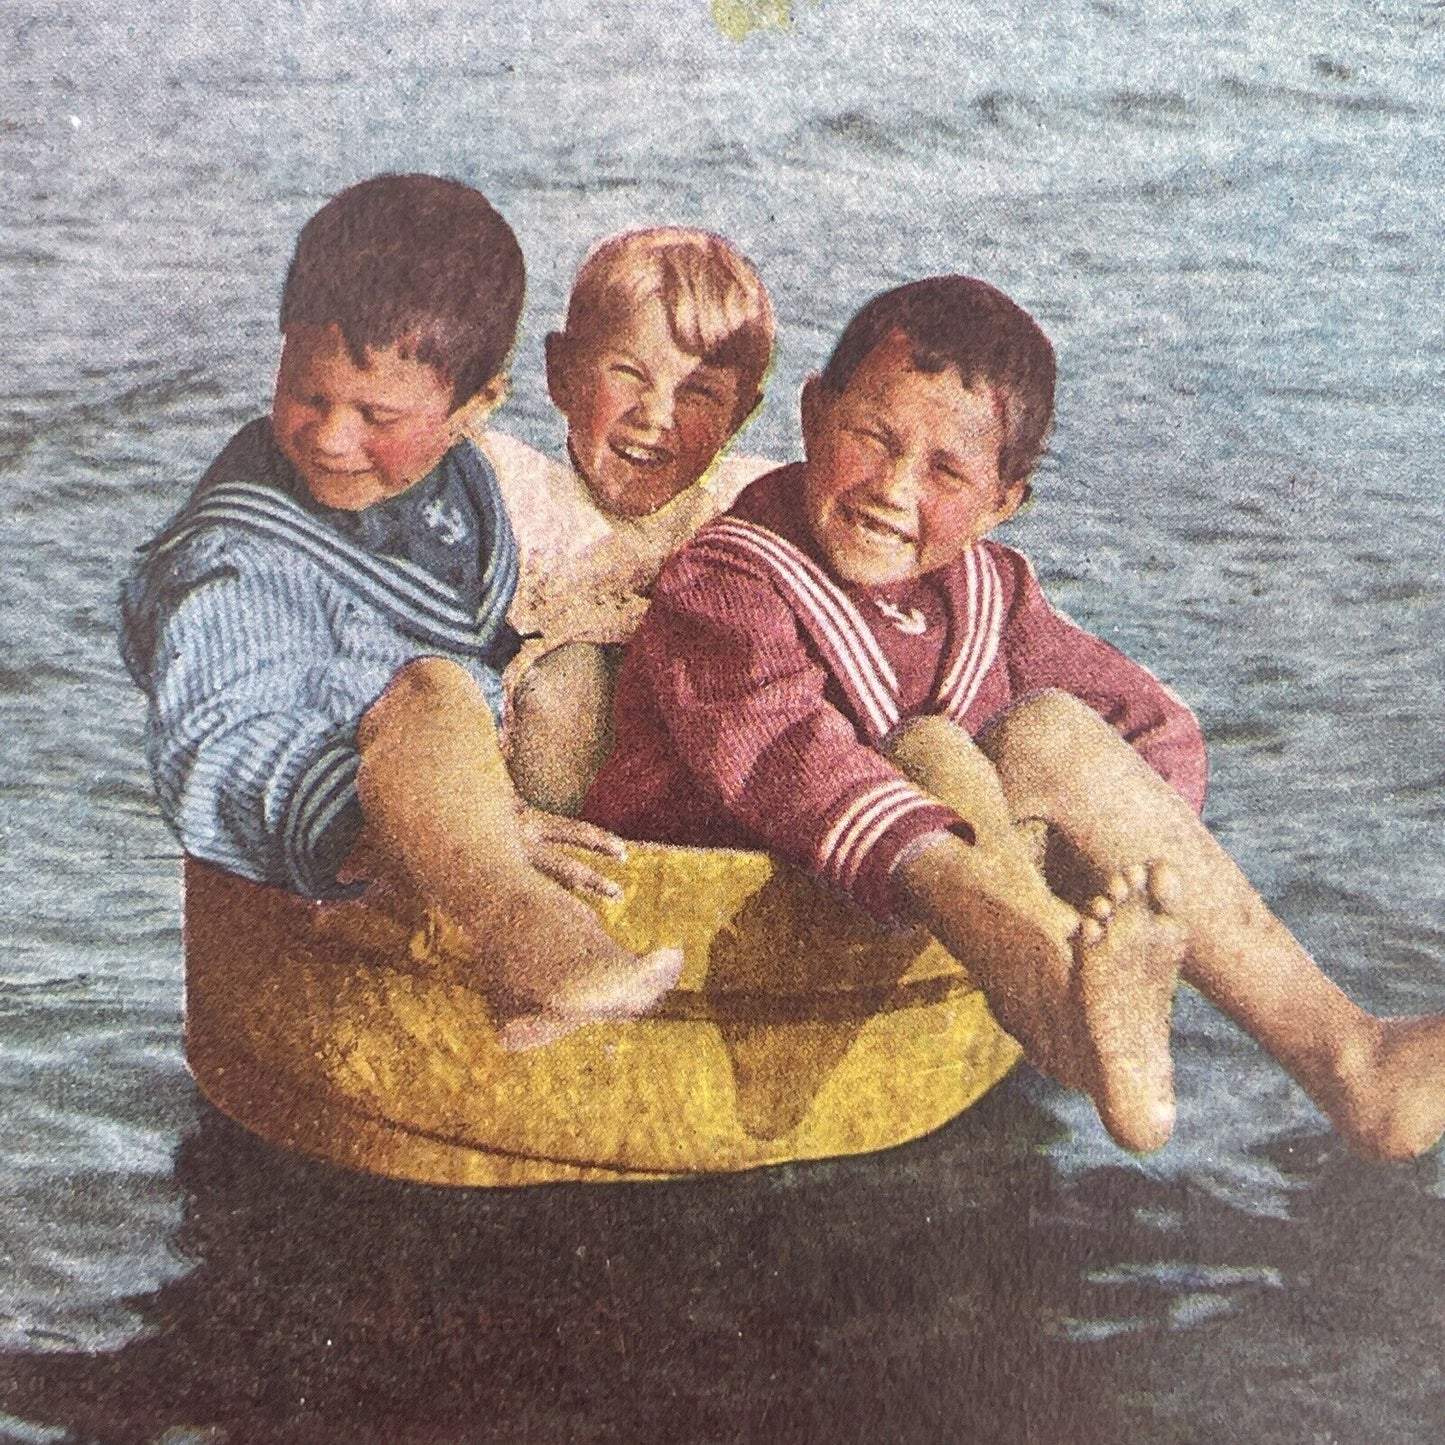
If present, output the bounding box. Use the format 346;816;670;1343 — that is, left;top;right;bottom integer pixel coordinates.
821;541;923;590
586;465;698;520
300;469;391;511
839;564;920;589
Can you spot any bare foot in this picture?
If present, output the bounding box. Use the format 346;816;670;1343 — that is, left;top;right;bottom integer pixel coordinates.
1072;861;1186;1153
459;873;684;1053
1323;1014;1445;1161
495;941;684;1053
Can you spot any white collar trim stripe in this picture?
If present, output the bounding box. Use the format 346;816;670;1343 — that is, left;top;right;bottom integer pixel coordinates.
152;479;515;658
703;518;900;740
938;546;1003;724
702;519;1003;738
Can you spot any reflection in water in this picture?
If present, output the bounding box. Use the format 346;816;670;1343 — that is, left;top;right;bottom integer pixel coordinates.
4;1092;1443;1443
0;1090;1100;1443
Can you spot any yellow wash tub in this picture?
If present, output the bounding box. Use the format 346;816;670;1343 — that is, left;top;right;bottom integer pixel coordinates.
183;846;1020;1186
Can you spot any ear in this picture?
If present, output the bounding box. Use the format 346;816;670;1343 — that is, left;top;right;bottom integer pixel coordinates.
449;372;509;437
799;374;827;457
544;331;575;415
994;477;1030;526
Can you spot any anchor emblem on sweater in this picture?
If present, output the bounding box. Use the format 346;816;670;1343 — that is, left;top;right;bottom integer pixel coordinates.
872;596;927;635
421;498;469;547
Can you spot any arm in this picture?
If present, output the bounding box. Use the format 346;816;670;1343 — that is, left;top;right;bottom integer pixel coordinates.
132;536;618;902
996;548;1208;813
626;544;966;918
131;538;392;895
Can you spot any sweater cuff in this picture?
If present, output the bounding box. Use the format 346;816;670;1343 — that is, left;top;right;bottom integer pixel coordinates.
281;734;366;899
815;780;972;922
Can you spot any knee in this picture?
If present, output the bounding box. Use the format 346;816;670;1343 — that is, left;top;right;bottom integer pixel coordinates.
1016;688;1102;734
982;690;1113;793
512;645;618;758
386;656;486;712
886;715;971;775
360;658;489;748
509;644;619;815
515;643;615;716
883;715;1020;833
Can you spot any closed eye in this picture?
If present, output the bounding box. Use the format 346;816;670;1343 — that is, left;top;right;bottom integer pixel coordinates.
932;450;989;489
848;426;893;450
680;382;726;406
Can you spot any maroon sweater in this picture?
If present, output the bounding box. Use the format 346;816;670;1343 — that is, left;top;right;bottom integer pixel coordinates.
583;466;1206;920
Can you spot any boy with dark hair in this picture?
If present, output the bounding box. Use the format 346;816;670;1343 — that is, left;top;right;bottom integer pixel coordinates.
584;275;1445;1158
279;171;526;416
122;174;680;1051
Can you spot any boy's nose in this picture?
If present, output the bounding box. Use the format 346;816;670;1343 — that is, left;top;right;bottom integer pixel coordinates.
872;453;925;507
311;406;365;457
632;383;677;433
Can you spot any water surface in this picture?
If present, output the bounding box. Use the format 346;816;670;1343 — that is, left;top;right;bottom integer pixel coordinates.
2;2;1444;1439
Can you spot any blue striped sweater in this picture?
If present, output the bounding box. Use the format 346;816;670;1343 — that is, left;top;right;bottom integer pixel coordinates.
120;420;521;898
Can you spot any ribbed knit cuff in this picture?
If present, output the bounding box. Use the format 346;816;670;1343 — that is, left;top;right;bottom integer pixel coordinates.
281;734;365;899
816;782;973;922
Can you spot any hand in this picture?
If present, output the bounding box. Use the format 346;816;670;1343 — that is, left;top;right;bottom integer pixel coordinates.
514;800;628;901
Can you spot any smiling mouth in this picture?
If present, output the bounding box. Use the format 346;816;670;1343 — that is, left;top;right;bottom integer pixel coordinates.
841;503;916;548
305;459;372;478
609;437;675;468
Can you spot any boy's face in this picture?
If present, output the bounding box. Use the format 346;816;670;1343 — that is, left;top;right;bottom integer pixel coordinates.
272;324;495;511
801;332;1026;588
547;296;752;518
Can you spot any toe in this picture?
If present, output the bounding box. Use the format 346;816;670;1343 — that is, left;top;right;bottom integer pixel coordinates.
1087;895;1114;922
644;945;685;992
1146;860;1183;913
1110;1091;1176;1154
1124;862;1148;892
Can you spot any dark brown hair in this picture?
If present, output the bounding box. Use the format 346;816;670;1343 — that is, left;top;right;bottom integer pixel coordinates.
819;276;1056;483
280;174;525;407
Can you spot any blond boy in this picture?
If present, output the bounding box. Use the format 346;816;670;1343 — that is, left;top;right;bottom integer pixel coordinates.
471;229;776;812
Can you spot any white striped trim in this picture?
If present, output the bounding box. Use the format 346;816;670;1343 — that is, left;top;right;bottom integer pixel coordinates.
819;777;939;892
159;482;465;612
152;479;518;660
938;545;1003;724
702;519;901;740
283;739;362;895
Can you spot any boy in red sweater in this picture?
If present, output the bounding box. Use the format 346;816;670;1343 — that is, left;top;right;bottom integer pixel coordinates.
585;276;1445;1158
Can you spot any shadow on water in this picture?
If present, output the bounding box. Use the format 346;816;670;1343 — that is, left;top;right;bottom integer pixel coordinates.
3;1086;1445;1444
0;1085;1111;1445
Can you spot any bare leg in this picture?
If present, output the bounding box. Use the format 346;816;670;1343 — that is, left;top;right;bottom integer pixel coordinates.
980;689;1445;1160
888;718;1185;1153
355;658;680;1050
507;642;619;815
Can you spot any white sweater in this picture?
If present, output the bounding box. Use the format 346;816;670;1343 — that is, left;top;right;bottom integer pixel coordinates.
471;428;773;683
